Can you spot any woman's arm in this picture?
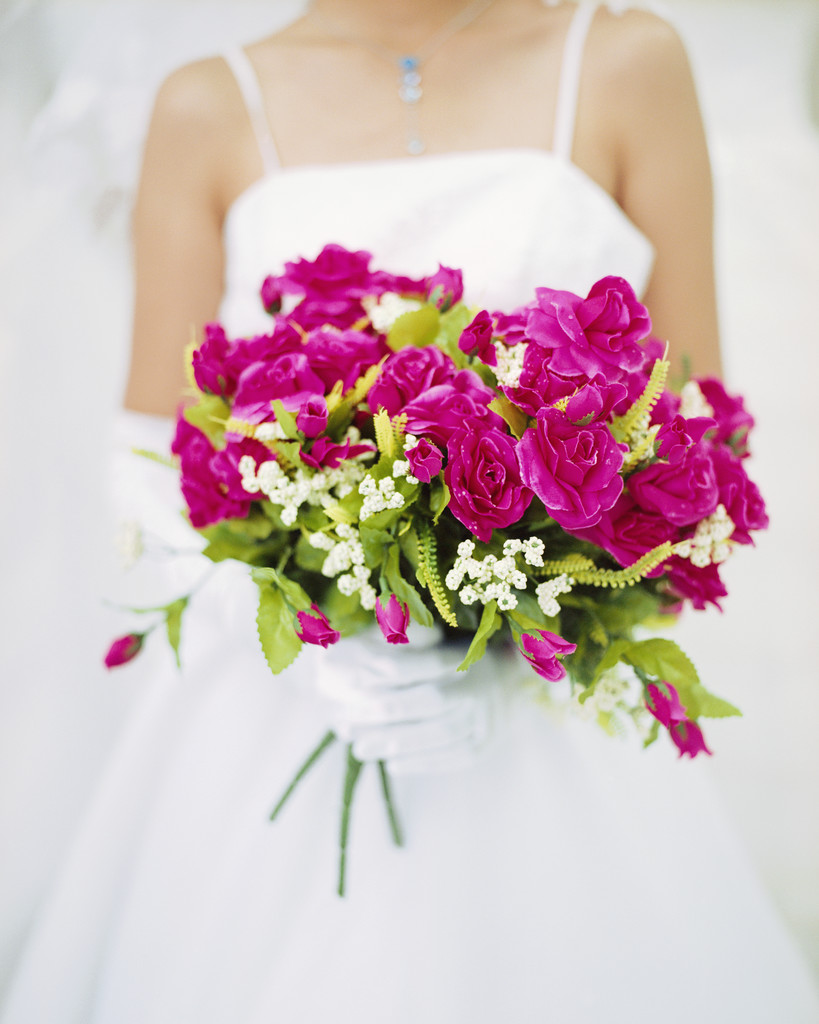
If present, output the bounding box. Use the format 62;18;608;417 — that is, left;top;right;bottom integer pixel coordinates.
124;60;241;417
585;11;723;381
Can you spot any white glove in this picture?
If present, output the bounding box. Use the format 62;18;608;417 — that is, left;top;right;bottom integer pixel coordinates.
315;621;508;775
109;408;192;550
108;408;209;602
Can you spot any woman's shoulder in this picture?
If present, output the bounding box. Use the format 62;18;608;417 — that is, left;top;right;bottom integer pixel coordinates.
586;6;694;96
150;55;244;138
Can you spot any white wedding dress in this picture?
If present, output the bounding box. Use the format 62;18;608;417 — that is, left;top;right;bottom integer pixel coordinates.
3;4;818;1023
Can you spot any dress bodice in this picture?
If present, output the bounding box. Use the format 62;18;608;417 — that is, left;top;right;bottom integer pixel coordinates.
219;147;654;336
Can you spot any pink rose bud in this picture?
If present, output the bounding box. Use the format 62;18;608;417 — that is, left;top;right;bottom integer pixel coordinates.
375;594;410;644
260;275;283;314
405;438;444;484
645;681;688;730
104;633;145;669
426;265;463;312
520;630;577;681
458;310;497;365
296;395;329;438
670;720;713;759
296;605;341;648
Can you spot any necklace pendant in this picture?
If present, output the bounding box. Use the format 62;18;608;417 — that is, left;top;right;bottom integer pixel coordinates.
407;136;425;156
397;55;423;104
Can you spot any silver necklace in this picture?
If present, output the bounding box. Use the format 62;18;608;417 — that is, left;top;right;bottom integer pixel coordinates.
312;0;498;155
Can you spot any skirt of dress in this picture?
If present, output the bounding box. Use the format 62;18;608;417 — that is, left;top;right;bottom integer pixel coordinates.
3;560;819;1024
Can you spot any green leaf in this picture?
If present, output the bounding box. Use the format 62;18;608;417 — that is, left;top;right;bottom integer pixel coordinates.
183;395;230;447
386;305;440;351
233;511;276;540
322;584;374;635
270;399;300;440
458;600;502;671
199;519;285;565
682;684;742;720
250;567;312;613
434;304;473;366
359;525;394;568
594;588;661;635
294;533;329;572
271;439;304;468
164;596;189;668
398;526;421;574
428;480;450;524
276;575;313;613
507;606;552;638
256;584;302;674
132;448;176;469
624;638;701;692
642;718;661;749
384;544;434;628
590;638;635;685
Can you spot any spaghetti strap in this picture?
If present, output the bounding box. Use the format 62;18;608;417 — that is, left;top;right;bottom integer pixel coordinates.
551;2;599;161
223;47;281;175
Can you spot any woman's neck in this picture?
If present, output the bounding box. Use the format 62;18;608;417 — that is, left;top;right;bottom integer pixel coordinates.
306;0;506;52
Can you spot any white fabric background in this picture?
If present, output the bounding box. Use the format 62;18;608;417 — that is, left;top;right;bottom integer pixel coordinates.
1;0;817;993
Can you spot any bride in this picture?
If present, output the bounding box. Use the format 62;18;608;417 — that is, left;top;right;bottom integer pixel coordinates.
3;1;818;1021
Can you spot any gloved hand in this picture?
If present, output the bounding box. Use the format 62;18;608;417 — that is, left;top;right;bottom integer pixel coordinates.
315;621;508;775
109;408;192;550
108;408;211;604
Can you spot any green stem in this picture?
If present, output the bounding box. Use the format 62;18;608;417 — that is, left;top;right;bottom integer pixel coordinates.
338;745;363;898
269;730;336;821
378;761;404;848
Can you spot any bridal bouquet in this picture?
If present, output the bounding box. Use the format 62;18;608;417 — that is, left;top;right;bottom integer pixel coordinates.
107;244;767;887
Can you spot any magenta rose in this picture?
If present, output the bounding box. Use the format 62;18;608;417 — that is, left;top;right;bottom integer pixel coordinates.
231;322;303;371
664;555;727;611
503;345;576;416
528;277;650;379
564;377;628;425
458;309;496;365
444;427;533;542
568;494;677;572
402;372;504;446
280;243;375;299
645;681;688;730
611;338;677;422
697;377;755;453
517;406;625;531
296;605;341;647
492;308;529;347
104;633;145;669
192;323;237;397
368;346;457;416
375;594;410;644
370;268;428;297
670;720;712;759
300;436;375;470
172;419;252;528
520;630;577;681
628;444;719;527
645;682;711;758
655;414;716;466
231;354;326;425
405;438;444;483
710;446;769;544
296;395;328;437
260;275;283;313
426;264;463;311
303;329;386;392
212;437;276;501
